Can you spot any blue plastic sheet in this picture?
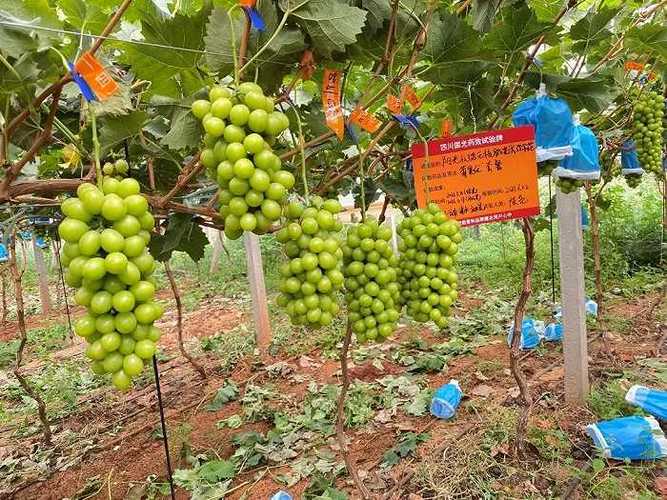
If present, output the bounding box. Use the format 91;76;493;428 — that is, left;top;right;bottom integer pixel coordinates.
507;317;544;350
621;140;644;175
586;416;667;460
430;379;463;419
555;124;600;180
0;243;7;263
626;385;667;420
270;491;292;500
512;95;574;161
544;322;563;342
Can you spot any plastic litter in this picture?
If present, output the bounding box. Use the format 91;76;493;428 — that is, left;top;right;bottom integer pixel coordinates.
511;88;574;162
35;236;48;249
543;322;563;342
553;122;601;181
586;415;667;460
0;243;7;263
507;317;544;350
626;385;667;420
621;139;644;175
270;491;292;500
430;379;463;419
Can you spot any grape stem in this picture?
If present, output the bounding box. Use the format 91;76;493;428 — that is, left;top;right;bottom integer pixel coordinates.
89;104;103;189
227;5;241;86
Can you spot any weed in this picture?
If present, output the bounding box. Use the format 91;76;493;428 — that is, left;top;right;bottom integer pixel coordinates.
587;379;643;420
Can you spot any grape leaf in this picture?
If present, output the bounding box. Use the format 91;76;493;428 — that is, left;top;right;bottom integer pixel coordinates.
204;7;245;74
58;0;108;34
484;3;552;56
569;6;621;54
0;0;62;55
162;108;202;151
207;381;240;411
626;23;667;61
149;213;208;262
120;3;208;97
361;0;391;34
197;460;236;483
286;0;367;58
526;0;565;22
99;110;148;152
470;0;503;33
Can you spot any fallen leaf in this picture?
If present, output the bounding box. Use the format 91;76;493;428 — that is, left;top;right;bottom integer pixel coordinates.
508;386;521;398
471;384;494;397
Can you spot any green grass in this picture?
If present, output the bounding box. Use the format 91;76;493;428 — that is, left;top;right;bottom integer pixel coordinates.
0;323;70;369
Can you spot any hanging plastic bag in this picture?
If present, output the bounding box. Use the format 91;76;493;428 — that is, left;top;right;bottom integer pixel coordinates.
430;379;463;419
553;122;601;181
581;205;590;231
507;317;544;350
544;322;563;342
626;385;667;420
585;299;598;317
0;243;7;263
512;87;574;162
586;415;667;460
621;140;644;175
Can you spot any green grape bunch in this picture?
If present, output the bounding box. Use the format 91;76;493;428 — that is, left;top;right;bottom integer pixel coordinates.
555;176;584;194
342;218;402;343
275;196;345;328
624;172;642;188
191;82;294;241
397;203;461;329
631;89;664;176
58;174;163;391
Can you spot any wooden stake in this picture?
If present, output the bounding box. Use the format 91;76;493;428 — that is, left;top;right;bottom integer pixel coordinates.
32;235;51;315
243;232;271;352
556;188;589;404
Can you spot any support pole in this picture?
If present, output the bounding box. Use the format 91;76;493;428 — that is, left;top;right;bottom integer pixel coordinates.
152;356;176;500
556;189;589;404
31;234;51;315
243;232;271;352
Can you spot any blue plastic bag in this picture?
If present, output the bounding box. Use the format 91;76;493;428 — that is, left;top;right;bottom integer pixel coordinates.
35;236;48;249
621;140;644;175
585;299;598;317
430;379;462;419
270;491;292;500
507;318;544;350
581;205;589;230
626;385;667;420
0;243;7;263
512;93;574;162
544;322;563;342
586;415;667;460
554;124;600;180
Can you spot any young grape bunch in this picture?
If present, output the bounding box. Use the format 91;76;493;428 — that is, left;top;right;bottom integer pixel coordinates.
555;176;583;194
631;89;664;176
624;173;643;188
191;82;294;240
343;218;402;343
58;173;163;392
275;197;344;327
397;203;460;329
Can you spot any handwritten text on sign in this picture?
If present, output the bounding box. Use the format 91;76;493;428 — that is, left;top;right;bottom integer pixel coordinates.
411;126;539;226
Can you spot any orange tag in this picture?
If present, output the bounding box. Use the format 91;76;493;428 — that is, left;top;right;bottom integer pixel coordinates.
440;119;453;137
387;94;402;114
402;85;421;109
624;61;644;71
239;0;255;7
299;50;315;81
322;68;344;140
350;107;382;133
74;52;118;100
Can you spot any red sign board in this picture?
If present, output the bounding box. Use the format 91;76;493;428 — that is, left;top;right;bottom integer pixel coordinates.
411;126;540;226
